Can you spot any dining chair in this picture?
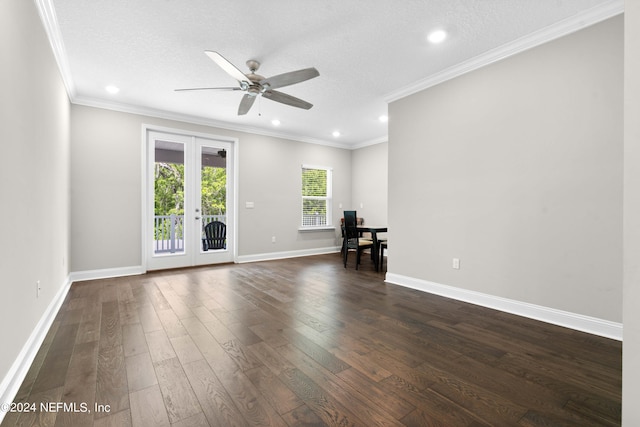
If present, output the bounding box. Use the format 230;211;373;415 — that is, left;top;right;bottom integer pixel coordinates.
343;211;373;270
340;215;365;253
379;240;388;271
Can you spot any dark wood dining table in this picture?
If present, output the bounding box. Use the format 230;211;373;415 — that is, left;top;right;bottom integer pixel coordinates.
357;225;387;271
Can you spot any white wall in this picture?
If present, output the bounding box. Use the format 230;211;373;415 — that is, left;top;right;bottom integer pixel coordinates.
388;16;623;323
70;105;351;272
0;0;70;409
351;142;388;228
623;2;640;424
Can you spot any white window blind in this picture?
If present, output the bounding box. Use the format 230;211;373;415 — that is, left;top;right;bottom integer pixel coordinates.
301;165;332;227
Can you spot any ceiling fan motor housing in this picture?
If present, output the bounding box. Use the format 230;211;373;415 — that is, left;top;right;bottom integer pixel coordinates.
245;62;266;96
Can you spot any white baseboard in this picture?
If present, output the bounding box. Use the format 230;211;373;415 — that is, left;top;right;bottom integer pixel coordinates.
69;265;145;282
237;246;340;264
0;276;72;424
385;273;623;341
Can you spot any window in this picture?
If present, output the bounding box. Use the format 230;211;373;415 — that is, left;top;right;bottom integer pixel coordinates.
301;165;332;228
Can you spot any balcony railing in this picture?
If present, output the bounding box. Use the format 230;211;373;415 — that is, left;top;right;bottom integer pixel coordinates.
301;213;327;227
155;214;327;254
154;214;226;254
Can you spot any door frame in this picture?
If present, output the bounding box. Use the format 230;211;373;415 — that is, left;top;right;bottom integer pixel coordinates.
141;124;238;272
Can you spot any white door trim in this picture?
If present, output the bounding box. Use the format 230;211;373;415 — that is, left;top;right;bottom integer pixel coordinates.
141;124;238;272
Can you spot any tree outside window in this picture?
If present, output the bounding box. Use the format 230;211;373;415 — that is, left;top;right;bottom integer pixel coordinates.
302;166;332;227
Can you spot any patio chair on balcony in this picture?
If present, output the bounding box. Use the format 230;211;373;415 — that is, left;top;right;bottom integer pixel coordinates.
202;221;226;251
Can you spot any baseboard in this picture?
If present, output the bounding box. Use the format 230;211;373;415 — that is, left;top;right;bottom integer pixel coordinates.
385;273;623;341
69;265;145;282
236;246;341;264
0;276;72;423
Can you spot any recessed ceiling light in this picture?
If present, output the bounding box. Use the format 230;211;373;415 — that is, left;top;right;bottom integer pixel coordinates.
379;115;388;123
332;131;341;137
271;119;281;126
427;29;447;44
105;85;120;94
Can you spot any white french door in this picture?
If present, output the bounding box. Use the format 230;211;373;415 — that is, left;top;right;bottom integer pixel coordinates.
145;128;235;271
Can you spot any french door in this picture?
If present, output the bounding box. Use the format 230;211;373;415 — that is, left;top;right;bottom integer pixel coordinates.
145;128;235;270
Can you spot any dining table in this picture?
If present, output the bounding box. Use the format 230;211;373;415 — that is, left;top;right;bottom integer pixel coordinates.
356;224;387;271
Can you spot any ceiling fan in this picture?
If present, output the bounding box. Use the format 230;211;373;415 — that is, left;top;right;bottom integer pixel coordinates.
176;51;319;116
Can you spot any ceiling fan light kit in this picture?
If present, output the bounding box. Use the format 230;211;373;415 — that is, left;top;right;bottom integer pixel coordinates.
176;51;319;116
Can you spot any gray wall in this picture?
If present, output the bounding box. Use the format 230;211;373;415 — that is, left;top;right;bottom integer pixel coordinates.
237;131;351;256
624;3;640;424
0;0;70;396
388;16;623;322
70;106;143;271
351;142;388;228
70;105;351;272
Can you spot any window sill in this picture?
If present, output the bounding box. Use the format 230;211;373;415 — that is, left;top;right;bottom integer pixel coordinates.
298;226;336;232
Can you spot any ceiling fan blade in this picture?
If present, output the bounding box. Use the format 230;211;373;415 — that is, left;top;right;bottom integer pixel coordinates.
260;67;319;90
238;94;256;115
174;87;241;92
205;51;251;85
263;90;313;110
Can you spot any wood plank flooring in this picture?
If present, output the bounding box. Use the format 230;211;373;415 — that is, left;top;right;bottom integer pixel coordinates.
2;254;621;426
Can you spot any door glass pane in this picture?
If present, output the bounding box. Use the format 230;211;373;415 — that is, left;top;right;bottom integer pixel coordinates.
154;140;185;254
200;146;227;251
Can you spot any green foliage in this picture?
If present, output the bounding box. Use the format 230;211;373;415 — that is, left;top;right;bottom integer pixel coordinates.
302;168;327;197
302;168;327;222
201;166;226;216
303;199;326;214
153;162;226;239
155;163;185;215
154;163;226;216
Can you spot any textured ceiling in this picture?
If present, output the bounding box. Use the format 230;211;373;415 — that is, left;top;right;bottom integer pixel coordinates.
48;0;621;147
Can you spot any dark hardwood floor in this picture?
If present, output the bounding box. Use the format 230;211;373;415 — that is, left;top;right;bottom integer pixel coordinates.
2;254;621;426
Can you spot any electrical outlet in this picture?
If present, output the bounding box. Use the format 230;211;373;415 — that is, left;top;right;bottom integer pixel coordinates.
271;236;276;243
452;258;460;269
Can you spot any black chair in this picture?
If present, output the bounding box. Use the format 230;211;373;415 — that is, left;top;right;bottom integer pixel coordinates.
202;221;226;251
343;211;373;270
379;240;388;271
340;215;364;254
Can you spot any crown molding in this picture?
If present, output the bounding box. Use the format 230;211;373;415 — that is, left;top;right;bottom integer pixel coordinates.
33;0;354;150
349;135;389;150
34;0;76;98
32;0;379;150
384;0;624;104
75;94;382;150
77;93;387;149
72;95;351;149
37;0;619;149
